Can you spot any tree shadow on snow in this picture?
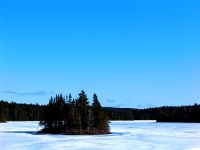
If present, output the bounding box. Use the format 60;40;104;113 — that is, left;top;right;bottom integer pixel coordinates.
107;132;129;136
2;131;39;135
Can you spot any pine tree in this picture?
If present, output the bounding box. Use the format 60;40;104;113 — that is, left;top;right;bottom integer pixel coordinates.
76;90;90;131
65;99;81;134
92;93;110;134
92;94;101;129
68;93;72;103
39;96;54;130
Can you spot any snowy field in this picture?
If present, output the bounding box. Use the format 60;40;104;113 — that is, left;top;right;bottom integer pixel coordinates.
0;121;200;150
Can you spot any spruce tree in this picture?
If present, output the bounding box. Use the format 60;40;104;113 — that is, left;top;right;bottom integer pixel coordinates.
76;90;90;132
65;99;81;134
39;96;54;130
92;94;101;129
92;93;110;134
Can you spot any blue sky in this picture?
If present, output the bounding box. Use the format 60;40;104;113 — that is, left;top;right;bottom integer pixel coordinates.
0;0;200;108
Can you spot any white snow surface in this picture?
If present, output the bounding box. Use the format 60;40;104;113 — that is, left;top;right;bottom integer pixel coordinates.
0;121;200;150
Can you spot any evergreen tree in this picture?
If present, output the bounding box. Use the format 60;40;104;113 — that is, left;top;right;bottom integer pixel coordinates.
92;94;110;134
92;94;101;129
76;90;90;131
68;93;72;103
65;99;80;133
39;96;54;130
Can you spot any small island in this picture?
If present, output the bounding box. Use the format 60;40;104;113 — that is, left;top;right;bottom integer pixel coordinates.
39;91;110;135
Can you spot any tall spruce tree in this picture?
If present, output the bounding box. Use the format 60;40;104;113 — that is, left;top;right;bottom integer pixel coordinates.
92;94;101;129
92;94;110;134
39;96;54;130
76;90;90;131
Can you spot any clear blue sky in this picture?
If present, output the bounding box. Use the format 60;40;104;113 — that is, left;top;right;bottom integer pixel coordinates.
0;0;200;108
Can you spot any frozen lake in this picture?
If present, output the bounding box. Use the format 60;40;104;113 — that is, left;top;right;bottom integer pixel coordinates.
0;121;200;150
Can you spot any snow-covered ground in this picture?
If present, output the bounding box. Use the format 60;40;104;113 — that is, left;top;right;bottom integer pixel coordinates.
0;121;200;150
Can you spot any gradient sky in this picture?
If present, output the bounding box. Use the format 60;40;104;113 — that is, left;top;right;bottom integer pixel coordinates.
0;0;200;108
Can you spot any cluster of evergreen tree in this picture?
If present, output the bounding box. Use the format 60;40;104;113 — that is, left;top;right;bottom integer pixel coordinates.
39;91;110;135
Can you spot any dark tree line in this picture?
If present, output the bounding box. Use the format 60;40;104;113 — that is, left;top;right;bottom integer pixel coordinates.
39;91;110;134
0;101;44;122
104;104;200;122
1;97;200;123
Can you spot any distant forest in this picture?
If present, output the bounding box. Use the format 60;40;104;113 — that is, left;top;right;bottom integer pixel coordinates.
0;95;200;123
